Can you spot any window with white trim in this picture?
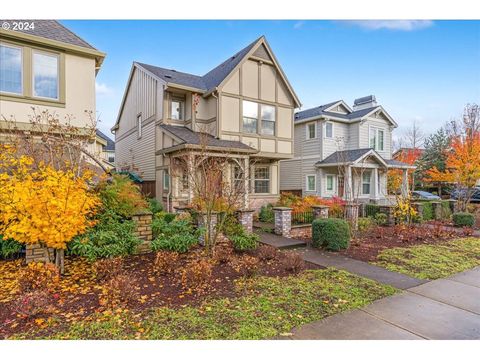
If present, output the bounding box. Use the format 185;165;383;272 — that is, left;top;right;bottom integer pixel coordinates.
362;171;371;195
261;104;275;135
242;100;258;134
242;100;277;135
163;170;169;190
306;175;316;192
369;127;385;151
326;175;334;191
0;44;22;95
136;114;142;138
325;122;333;138
33;51;59;99
306;122;316;140
254;166;270;194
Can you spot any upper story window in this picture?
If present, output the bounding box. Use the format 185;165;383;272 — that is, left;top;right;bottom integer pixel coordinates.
0;44;22;95
325;122;334;138
242;100;276;136
136;114;142;138
369;127;385;151
242;100;258;134
306;122;316;140
261;105;275;136
171;97;185;120
33;51;59;99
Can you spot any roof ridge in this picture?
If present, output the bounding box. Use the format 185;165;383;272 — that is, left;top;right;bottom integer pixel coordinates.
55;20;96;50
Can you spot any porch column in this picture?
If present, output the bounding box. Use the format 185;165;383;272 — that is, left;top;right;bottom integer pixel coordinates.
345;165;353;201
401;169;409;197
372;167;379;200
187;153;195;202
243;157;250;209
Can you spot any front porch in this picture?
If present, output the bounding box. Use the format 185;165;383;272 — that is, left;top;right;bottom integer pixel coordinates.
315;148;414;204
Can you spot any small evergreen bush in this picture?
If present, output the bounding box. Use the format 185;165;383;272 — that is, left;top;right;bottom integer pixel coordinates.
259;204;274;223
147;198;163;214
374;213;388;226
357;217;374;232
312;218;350;251
151;213;198;253
421;202;434;221
0;235;23;259
452;212;475;227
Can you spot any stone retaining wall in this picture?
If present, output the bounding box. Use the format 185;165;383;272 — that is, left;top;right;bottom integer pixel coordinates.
131;211;153;254
25;244;55;264
290;224;311;239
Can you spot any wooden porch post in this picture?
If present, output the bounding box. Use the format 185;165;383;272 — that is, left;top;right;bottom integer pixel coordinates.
345;165;353;201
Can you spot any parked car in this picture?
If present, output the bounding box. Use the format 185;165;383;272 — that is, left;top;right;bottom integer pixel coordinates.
450;187;480;203
411;190;441;201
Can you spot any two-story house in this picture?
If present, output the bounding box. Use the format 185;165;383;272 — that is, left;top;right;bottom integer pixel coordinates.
112;36;301;211
280;96;414;203
0;20;105;145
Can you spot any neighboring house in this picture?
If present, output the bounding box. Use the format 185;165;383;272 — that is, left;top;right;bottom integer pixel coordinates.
112;36;300;210
280;96;414;203
0;20;105;155
392;147;424;162
95;129;115;168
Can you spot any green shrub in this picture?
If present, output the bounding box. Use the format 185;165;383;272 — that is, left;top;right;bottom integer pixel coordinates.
365;204;381;218
68;211;141;261
357;217;374;232
452;212;475;227
220;214;245;237
0;235;23;259
421;202;434;221
97;174;148;218
147;198;163;214
231;232;259;252
312;218;350;251
151;213;198;253
374;213;388;226
259;204;274;223
440;201;452;220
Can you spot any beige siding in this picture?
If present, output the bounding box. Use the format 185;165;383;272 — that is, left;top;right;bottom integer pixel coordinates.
220;96;240;132
222;69;240;95
116;68;157;138
323;121;349;158
260;64;276;102
359;117;392;159
277;106;292;139
241;60;259;99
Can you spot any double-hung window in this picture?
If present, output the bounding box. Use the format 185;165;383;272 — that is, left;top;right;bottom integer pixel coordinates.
0;44;22;95
325;122;333;138
261;104;275;135
33;51;59;99
362;171;371;195
306;175;316;192
306;122;316;140
254;166;270;194
326;175;334;191
369;127;385;151
242;101;258;134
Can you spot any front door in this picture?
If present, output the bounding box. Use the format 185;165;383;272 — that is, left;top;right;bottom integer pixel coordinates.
338;176;345;198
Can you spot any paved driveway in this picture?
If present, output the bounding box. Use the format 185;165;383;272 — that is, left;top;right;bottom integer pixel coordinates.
289;267;480;340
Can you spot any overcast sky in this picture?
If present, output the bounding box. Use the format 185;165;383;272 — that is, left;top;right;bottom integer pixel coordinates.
62;20;480;141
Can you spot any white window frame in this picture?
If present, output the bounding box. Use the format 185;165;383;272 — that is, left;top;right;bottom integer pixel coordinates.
0;43;23;95
324;121;334;139
260;104;276;136
253;165;270;194
326;174;335;192
362;170;372;195
163;170;169;191
369;126;385;151
306;174;316;192
306;122;317;140
136;114;142;139
32;49;60;100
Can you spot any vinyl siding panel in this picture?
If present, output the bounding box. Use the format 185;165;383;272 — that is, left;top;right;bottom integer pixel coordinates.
359;118;392;159
280;159;301;190
323;121;349;158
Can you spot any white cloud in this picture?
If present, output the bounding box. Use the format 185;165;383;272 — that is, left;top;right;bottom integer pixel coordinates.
95;81;113;96
293;21;305;29
347;20;434;31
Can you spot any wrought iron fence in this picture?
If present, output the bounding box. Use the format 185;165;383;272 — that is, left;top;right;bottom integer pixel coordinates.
292;210;314;224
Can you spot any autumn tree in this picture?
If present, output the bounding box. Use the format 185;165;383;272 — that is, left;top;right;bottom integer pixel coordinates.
387;148;422;194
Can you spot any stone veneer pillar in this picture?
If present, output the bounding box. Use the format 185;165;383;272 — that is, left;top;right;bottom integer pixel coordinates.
430;201;442;220
379;205;396;226
236;209;255;233
312;205;329;219
131;210;153;254
413;202;424;220
273;207;292;238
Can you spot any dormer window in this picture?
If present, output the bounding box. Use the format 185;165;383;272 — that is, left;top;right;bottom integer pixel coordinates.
171;96;185;120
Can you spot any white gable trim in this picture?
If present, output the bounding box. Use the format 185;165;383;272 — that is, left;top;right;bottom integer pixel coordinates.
324;100;353;114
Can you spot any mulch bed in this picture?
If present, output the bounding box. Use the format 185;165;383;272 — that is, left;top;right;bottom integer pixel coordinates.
338;224;471;262
0;242;318;339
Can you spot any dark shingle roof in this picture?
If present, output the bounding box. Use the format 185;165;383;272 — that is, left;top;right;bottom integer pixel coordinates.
316;148;373;165
160;125;256;153
385;159;415;168
295;101;379;122
136;37;261;92
96;129;115;151
1;20;96;50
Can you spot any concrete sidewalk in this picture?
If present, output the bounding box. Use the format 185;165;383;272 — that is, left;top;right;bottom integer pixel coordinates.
288;267;480;340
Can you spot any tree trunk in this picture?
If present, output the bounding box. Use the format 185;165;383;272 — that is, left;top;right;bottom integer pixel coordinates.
55;249;65;274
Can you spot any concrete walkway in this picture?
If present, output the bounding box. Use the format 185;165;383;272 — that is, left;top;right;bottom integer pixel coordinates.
255;230;307;249
288;266;480;340
298;248;427;290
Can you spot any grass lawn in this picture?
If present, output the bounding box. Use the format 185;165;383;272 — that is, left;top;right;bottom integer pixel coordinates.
374;237;480;280
12;269;396;340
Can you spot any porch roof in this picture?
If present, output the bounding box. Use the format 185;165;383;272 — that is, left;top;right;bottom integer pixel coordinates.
159;125;257;154
315;148;416;169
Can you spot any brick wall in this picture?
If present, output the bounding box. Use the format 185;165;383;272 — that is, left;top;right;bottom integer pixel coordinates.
131;211;153;254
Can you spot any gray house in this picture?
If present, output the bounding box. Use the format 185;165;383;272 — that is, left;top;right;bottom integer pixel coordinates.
280;96;413;204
